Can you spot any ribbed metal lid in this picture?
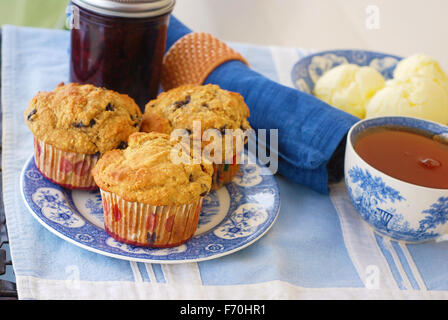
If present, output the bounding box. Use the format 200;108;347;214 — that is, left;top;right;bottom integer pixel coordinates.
71;0;175;18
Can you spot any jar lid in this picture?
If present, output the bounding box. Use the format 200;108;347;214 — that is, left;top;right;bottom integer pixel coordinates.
71;0;175;18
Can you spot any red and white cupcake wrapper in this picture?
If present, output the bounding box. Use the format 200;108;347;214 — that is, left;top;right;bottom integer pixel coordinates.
34;138;99;190
211;162;241;190
211;149;243;190
100;190;204;248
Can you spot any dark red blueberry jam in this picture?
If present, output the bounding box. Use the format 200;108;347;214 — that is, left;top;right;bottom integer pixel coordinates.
69;4;170;111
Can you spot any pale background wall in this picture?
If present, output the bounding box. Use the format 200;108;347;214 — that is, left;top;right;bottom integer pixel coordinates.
172;0;448;70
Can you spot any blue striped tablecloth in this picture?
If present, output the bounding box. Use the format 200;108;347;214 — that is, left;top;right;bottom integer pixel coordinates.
2;25;448;299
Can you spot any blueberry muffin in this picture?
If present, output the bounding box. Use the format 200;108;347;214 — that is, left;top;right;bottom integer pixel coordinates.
24;82;142;189
92;132;213;247
141;84;252;189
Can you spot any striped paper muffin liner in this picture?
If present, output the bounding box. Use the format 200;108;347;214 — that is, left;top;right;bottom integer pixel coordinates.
33;138;99;190
100;190;204;248
211;148;244;190
211;162;241;190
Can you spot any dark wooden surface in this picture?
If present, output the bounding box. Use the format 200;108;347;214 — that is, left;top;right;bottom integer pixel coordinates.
0;29;19;299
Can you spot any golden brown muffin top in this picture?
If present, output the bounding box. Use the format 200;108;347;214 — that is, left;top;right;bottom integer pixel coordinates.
24;82;142;154
141;84;251;136
92;132;214;205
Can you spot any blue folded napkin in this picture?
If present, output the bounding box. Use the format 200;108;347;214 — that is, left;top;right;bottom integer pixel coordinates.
166;16;359;194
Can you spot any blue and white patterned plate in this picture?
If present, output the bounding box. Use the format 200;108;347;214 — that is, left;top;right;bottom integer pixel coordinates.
20;152;280;263
291;49;403;94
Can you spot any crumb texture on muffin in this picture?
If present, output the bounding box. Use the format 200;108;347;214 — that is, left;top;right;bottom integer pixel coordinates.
25;83;142;154
141;84;252;135
92;132;213;205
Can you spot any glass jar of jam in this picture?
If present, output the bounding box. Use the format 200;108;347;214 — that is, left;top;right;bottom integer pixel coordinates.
69;0;175;110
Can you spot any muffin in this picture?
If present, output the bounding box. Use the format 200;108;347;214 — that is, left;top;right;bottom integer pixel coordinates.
24;82;142;190
141;84;251;189
92;132;214;247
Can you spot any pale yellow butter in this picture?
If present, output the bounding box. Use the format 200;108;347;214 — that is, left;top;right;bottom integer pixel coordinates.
365;77;448;124
314;64;385;118
393;53;448;94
